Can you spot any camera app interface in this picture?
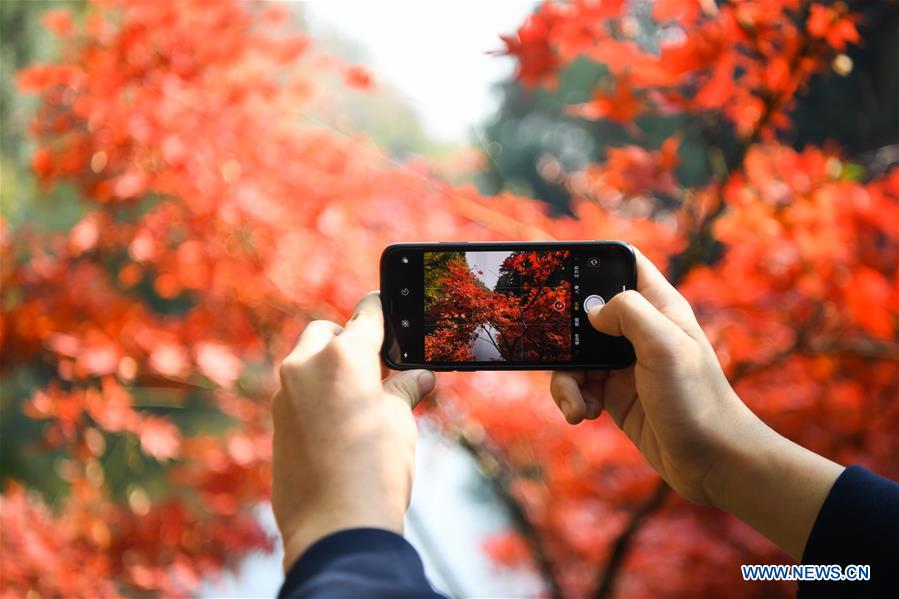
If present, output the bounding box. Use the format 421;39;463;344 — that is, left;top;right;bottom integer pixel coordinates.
424;250;572;362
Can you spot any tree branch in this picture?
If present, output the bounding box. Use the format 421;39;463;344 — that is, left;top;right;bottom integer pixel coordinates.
815;338;899;361
731;336;899;382
477;322;508;360
669;0;814;285
593;481;671;599
451;421;565;599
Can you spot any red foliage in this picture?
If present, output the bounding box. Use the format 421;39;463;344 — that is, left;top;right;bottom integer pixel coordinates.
1;1;897;598
496;0;862;139
496;4;564;88
344;65;374;90
425;257;494;362
568;73;645;126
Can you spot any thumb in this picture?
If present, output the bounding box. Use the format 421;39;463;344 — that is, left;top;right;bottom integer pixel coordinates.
383;370;436;409
588;290;688;365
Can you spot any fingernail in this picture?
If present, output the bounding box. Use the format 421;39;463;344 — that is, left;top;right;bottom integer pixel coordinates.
588;304;604;318
417;371;436;395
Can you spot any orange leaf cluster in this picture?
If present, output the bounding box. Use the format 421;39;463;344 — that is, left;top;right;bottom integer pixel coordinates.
498;0;861;139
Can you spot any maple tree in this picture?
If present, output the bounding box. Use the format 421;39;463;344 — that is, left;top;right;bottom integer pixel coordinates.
425;250;570;362
492;250;570;361
1;1;897;598
425;254;494;362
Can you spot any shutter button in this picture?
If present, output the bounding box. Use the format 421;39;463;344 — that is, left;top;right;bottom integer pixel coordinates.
583;294;605;314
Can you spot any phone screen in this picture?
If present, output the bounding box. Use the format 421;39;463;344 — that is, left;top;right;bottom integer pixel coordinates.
381;242;636;371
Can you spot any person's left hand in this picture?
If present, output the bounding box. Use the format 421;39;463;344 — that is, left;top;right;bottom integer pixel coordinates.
272;292;436;572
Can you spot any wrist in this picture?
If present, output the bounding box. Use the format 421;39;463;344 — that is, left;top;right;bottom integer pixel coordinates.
699;396;844;560
280;503;405;573
700;404;781;511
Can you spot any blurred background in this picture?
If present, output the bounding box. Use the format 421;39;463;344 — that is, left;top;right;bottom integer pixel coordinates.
2;1;897;598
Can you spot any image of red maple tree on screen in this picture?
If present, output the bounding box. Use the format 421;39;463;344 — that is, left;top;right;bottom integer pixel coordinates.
424;250;571;362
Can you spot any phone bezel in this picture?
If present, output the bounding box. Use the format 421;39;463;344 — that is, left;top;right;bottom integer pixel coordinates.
380;241;636;371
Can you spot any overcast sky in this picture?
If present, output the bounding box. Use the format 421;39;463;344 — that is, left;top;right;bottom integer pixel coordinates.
466;250;511;289
305;1;538;142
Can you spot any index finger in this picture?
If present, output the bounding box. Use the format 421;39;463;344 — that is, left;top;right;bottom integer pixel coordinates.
340;291;384;350
287;320;343;362
633;247;680;303
631;247;700;333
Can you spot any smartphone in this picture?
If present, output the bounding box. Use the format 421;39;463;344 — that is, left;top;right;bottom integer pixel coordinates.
380;241;636;371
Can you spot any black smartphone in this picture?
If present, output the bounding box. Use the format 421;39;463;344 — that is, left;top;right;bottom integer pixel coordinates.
380;241;636;371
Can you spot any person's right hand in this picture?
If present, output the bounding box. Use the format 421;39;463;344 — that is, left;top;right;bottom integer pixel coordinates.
550;248;843;560
551;248;752;505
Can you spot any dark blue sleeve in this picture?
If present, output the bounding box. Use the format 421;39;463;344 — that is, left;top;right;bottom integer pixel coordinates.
798;465;899;598
278;528;445;598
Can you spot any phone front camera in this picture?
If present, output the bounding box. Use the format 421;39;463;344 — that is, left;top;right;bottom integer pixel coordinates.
400;319;410;328
401;287;410;296
401;256;409;264
588;257;600;267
